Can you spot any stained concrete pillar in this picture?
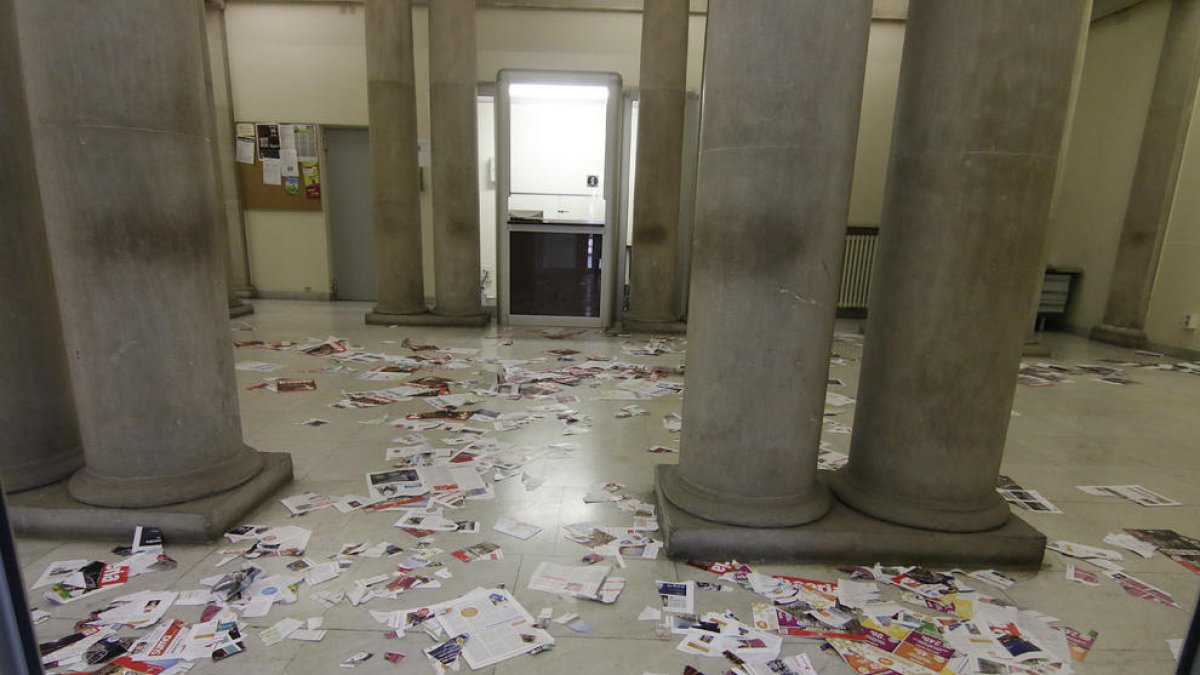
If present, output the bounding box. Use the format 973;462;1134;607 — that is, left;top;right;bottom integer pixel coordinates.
832;0;1086;533
365;0;430;325
202;0;255;319
428;0;489;326
1093;0;1200;348
658;0;871;527
10;0;290;528
624;0;689;334
1021;287;1053;356
0;0;83;493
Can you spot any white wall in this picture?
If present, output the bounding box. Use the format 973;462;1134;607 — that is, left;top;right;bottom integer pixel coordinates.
226;3;370;296
478;97;497;302
225;4;904;296
1043;0;1171;331
245;210;332;295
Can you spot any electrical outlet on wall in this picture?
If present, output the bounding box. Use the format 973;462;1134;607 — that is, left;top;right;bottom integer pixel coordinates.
1181;313;1199;330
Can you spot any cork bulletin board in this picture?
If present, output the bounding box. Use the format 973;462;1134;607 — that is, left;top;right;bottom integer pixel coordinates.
235;121;323;212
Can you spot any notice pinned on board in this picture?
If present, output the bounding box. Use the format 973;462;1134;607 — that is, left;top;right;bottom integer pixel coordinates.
256;123;280;160
235;122;256;165
279;123;296;153
280;149;299;178
236;138;255;164
262;158;282;185
294;124;318;161
301;160;321;199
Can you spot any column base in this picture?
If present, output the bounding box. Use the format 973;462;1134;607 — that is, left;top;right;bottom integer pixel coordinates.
658;464;831;528
8;451;293;543
1021;339;1052;357
366;310;490;327
621;318;688;334
656;466;1045;567
1;447;84;494
69;444;266;509
431;311;491;327
1090;324;1148;349
830;468;1012;533
228;301;254;318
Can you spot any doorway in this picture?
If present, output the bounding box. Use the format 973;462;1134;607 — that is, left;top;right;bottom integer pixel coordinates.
495;70;623;327
325;127;376;301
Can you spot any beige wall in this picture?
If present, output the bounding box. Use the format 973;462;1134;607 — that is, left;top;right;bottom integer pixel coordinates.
1145;87;1200;352
1044;0;1171;330
850;21;903;226
476;8;708;89
226;4;367;295
224;3;902;296
245;211;333;296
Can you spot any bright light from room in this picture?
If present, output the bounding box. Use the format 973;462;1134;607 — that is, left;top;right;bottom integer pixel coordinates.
508;83;609;101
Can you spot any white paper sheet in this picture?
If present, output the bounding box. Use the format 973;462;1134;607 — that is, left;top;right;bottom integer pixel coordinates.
235;137;255;164
262;158;282;185
492;516;541;540
527;561;609;599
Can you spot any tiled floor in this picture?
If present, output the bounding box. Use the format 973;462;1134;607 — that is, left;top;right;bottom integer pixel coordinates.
16;299;1200;674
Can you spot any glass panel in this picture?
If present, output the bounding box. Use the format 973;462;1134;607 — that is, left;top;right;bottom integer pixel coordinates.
509;84;608;199
509;231;603;317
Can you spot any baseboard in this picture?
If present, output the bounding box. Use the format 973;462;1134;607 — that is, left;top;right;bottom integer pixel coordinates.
1056;321;1200;361
255;289;333;301
1142;338;1200;362
1059;321;1091;338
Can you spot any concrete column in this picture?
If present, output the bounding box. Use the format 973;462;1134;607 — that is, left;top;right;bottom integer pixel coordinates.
428;0;488;326
15;0;286;511
1093;0;1200;348
832;0;1086;533
658;0;871;527
1021;284;1053;356
365;0;429;324
0;0;83;493
624;0;689;334
202;1;255;318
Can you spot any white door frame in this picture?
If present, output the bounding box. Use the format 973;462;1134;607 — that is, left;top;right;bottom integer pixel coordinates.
495;69;623;327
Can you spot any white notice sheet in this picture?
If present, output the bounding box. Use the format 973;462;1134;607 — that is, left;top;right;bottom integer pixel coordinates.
527;562;609;599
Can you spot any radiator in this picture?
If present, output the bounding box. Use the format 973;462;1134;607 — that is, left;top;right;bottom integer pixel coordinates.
838;231;878;309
